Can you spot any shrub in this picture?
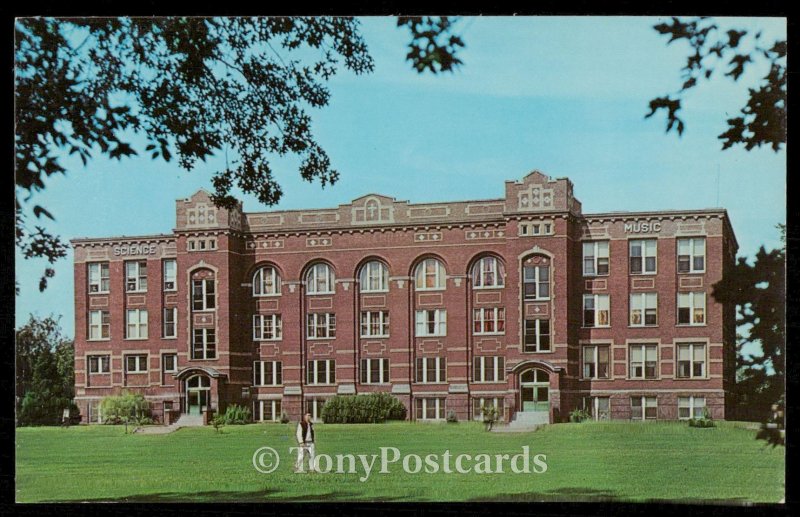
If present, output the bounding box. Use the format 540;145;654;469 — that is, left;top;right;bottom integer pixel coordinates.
100;392;150;425
221;404;251;425
480;404;500;431
280;412;290;424
321;393;407;423
446;410;458;423
211;414;225;433
569;408;591;423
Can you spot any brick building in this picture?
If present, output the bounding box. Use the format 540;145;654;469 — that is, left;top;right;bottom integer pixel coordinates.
71;170;738;425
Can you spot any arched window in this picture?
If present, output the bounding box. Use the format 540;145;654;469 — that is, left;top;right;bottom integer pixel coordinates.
306;263;335;294
186;375;211;389
522;256;550;301
472;256;505;288
520;369;549;384
253;266;281;296
359;261;389;292
414;258;446;290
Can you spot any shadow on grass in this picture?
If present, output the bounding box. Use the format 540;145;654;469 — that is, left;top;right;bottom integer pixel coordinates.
38;488;415;503
468;488;755;505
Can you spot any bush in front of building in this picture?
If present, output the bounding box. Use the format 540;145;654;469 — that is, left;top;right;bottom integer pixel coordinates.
220;404;252;424
100;391;151;425
569;408;591;423
688;407;716;428
446;410;458;423
321;393;407;423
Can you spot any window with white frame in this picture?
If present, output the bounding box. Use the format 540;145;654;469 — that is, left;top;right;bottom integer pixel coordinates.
88;355;110;374
88;262;110;293
192;278;215;311
415;309;447;337
631;396;658;420
125;260;148;292
414;258;446;290
583;294;610;327
630;292;658;326
523;263;550;300
582;345;610;379
677;238;705;273
163;259;177;291
473;356;505;382
415;397;445;420
676;343;706;378
360;358;389;384
254;400;283;422
360;311;389;337
415;357;446;383
191;328;216;359
629;239;657;274
472;256;505;288
254;360;282;386
88;310;110;340
473;307;505;335
253;314;282;340
306;263;335;294
523;319;550;352
307;313;336;339
678;292;706;325
162;353;177;373
125;354;148;373
359;261;389;292
583;396;610;420
473;397;505;421
307;360;335;384
163;307;177;338
583;241;610;276
629;344;658;379
678;396;706;419
307;398;327;421
125;309;148;339
253;266;281;296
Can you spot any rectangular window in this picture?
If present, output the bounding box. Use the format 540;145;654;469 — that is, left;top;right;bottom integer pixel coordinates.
583;241;610;276
415;309;447;337
307;398;327;422
88;262;110;293
125;354;148;373
473;397;505;421
360;358;390;384
583;396;611;421
523;265;550;300
629;344;658;379
125;309;148;339
631;396;658;420
254;400;283;422
163;259;177;291
254;361;283;386
192;279;215;311
582;345;610;379
307;360;336;384
192;328;216;359
473;356;505;382
523;319;550;352
583;294;610;327
630;292;658;326
88;355;110;374
88;310;110;340
360;311;390;337
415;398;445;420
678;396;706;420
473;307;505;335
307;313;336;339
629;239;657;274
677;238;706;273
253;314;283;340
678;292;706;325
162;353;177;373
676;343;706;378
125;260;148;292
415;357;447;383
163;307;177;338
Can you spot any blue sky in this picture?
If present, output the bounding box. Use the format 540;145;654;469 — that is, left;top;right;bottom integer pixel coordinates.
15;16;786;337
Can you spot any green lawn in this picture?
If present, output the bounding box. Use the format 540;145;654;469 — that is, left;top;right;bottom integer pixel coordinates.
16;421;784;503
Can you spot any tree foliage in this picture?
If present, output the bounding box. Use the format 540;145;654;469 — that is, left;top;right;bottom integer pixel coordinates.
646;17;786;151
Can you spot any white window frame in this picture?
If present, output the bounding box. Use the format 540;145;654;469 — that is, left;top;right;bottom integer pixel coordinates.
162;353;177;374
359;261;389;293
163;307;177;338
631;396;658;421
415;309;447;337
163;259;177;291
360;358;390;384
629;239;657;275
254;399;283;422
125;354;148;374
307;360;335;385
677;237;706;273
583;294;610;327
472;256;505;289
473;356;505;383
253;314;283;341
523;318;551;352
582;345;610;379
630;292;658;327
415;357;446;383
583;241;610;276
307;313;336;339
253;266;281;296
629;344;659;379
88;310;110;340
676;343;707;379
125;260;148;292
125;309;148;339
191;278;216;311
583;396;611;421
678;396;707;420
88;262;110;293
254;360;283;386
522;264;550;300
677;292;706;326
414;258;446;291
88;354;111;374
473;397;505;421
360;311;390;338
306;263;335;295
191;327;216;360
416;397;446;420
473;307;505;335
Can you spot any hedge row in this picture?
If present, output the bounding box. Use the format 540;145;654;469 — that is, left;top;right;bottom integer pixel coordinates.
321;393;406;423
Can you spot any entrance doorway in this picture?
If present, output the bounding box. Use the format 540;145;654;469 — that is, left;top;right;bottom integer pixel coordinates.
520;369;550;412
185;375;210;415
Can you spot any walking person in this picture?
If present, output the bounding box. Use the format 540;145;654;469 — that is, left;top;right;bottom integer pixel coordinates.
295;412;316;473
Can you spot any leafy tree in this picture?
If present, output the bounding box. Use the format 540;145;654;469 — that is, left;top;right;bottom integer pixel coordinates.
646;17;786;151
15;16;464;292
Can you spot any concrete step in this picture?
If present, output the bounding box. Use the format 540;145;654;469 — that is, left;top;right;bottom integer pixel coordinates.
509;411;549;427
174;414;204;427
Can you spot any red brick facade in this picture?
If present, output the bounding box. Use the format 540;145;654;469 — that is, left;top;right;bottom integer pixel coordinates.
71;171;738;424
